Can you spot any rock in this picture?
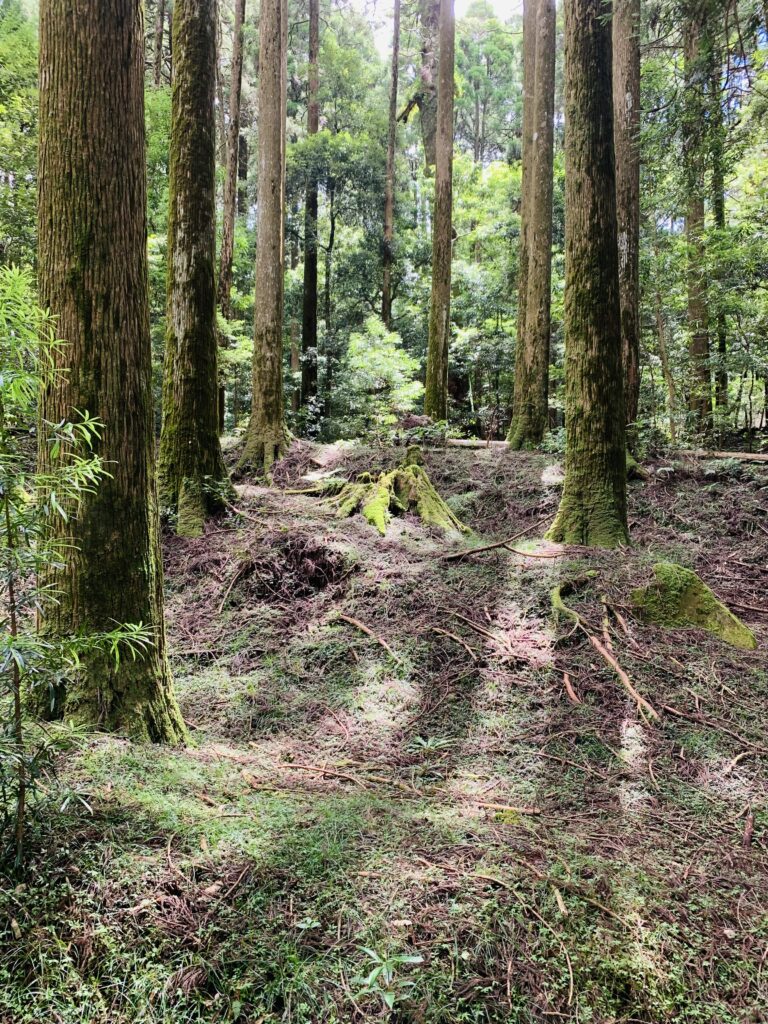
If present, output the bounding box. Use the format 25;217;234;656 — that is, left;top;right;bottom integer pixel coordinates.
631;562;757;650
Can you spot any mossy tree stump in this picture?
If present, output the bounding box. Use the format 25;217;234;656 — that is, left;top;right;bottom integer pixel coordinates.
325;447;469;536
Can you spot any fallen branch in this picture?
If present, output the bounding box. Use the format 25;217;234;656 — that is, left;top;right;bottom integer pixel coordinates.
678;448;768;464
660;704;768;755
443;520;545;560
589;635;660;721
475;800;542;815
334;614;401;662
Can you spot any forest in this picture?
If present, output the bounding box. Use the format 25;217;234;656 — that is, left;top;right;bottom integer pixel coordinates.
0;0;767;1020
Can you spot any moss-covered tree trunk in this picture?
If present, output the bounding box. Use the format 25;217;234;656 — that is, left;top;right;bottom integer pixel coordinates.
508;0;537;442
546;0;628;548
37;0;185;742
238;0;286;477
218;0;246;323
382;0;401;329
508;0;554;449
301;0;320;405
683;8;712;432
158;0;229;537
612;0;641;431
424;0;455;422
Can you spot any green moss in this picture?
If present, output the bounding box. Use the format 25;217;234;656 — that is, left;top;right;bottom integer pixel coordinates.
326;462;468;536
176;477;205;537
362;480;393;535
631;562;757;650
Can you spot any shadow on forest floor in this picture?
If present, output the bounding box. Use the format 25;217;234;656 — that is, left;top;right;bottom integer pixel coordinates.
2;441;768;1023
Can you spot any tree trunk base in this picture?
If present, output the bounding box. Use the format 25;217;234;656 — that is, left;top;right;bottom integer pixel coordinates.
546;485;629;548
237;426;289;480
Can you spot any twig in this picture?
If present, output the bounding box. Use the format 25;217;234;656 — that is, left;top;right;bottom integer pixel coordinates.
449;610;499;642
728;600;768;616
217;562;250;614
474;874;574;1006
430;626;478;660
505;545;565;559
588;635;660;721
443;520;546;560
562;672;582;705
475;800;542;815
334;614;401;662
661;704;768;755
223;498;267;526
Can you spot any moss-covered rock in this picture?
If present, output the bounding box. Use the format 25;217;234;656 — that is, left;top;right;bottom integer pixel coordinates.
631;562;757;650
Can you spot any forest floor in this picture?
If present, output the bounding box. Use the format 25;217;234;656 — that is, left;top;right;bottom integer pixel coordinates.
3;441;768;1023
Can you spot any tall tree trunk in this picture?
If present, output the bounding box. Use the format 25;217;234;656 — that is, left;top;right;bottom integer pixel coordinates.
508;0;554;449
37;0;185;741
418;0;440;169
153;0;166;86
324;184;336;416
547;0;628;548
684;9;712;432
613;0;641;431
710;63;728;412
218;0;246;321
158;0;229;537
508;0;537;439
382;0;401;328
216;0;247;431
301;0;320;405
424;0;455;420
238;0;286;476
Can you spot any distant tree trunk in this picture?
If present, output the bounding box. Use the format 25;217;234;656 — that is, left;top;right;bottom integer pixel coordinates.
683;10;712;432
238;0;286;476
710;63;728;412
613;0;641;432
301;0;320;405
508;0;554;449
510;0;537;438
218;0;246;321
153;0;166;86
546;0;628;548
418;0;440;169
424;0;455;421
382;0;401;328
37;0;185;741
324;183;337;415
656;285;677;444
159;0;229;536
237;133;249;213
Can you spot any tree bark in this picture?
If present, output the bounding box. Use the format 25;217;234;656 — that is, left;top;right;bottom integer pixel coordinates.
153;0;166;87
424;0;455;421
508;0;538;440
238;0;286;476
508;0;554;449
218;0;246;321
684;7;712;432
382;0;401;328
612;0;641;430
301;0;320;405
710;62;728;411
37;0;185;741
158;0;229;537
418;0;440;170
546;0;628;548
